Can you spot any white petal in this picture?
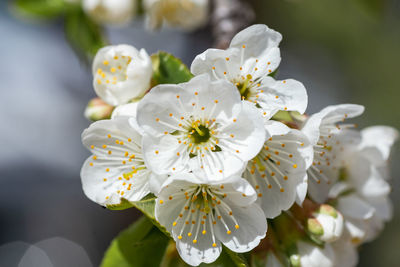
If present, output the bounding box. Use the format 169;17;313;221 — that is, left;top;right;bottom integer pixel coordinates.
141;134;190;175
257;77;308;116
175;236;222;266
307;169;337;204
80;117;150;205
147;172;168;195
191;48;242;83
215;202;267;253
344;218;368;242
298;241;335;267
212;177;258;207
302;104;364;145
331;233;359;267
264;120;290;136
111;102;139;119
359;168;390;198
366;195;392;221
359;126;398;164
295;177;308;205
218;101;266;162
229;24;282;60
337;194;375;220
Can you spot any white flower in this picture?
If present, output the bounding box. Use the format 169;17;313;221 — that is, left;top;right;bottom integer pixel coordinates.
92;45;153;106
243;121;313;218
329;126;397;243
80;116;163;205
301;104;364;203
144;0;209;31
83;0;137;25
191;24;308;119
296;241;335;267
136;74;266;181
155;173;267;266
310;204;344;243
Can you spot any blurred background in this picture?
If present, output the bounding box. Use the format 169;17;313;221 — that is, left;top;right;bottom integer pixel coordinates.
0;0;399;266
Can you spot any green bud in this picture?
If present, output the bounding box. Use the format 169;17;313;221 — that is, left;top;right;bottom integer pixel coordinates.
307;218;324;236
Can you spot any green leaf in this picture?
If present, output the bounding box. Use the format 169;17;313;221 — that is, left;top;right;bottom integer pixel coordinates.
106;195;171;238
101;216;170;267
64;8;108;62
14;0;65;19
151;52;193;85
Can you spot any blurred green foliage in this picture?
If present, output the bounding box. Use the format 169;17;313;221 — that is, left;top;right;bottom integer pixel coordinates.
251;0;400;130
14;0;65;19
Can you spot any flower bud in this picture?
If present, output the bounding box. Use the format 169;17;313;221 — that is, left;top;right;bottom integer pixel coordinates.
83;0;137;25
84;97;114;121
92;44;153;106
308;204;344;243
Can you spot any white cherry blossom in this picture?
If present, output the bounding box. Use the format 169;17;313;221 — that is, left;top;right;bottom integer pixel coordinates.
243;121;313;218
83;0;137;25
155;173;267;266
144;0;209;31
328;126;397;244
136;74;266;180
81;117;162;206
301;104;364;203
191;24;308;119
92;44;152;106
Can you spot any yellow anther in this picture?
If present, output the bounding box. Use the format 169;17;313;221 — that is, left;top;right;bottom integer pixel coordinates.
173;222;177;226
103;60;109;65
235;224;239;229
188;232;192;237
193;239;197;244
178;235;182;240
159;200;164;204
227;230;232;235
202;230;206;235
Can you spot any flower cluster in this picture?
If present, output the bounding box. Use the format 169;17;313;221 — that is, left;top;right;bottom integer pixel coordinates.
81;24;397;266
82;0;208;30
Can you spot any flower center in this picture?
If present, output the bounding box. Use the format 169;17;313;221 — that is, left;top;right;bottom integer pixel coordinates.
164;184;241;246
189;124;211;144
234;74;255;100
